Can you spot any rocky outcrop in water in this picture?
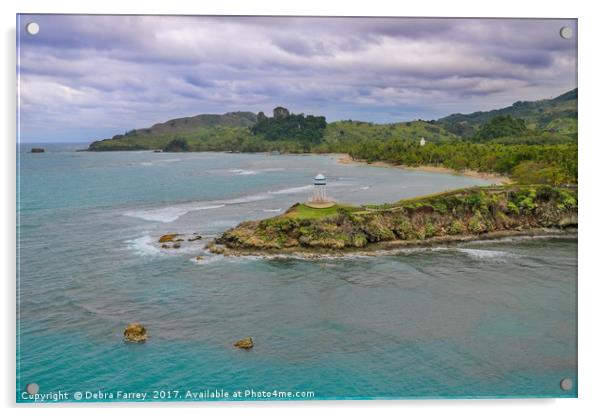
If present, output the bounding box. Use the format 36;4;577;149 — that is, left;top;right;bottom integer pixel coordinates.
30;148;45;153
159;233;203;249
234;337;254;349
158;234;179;243
188;234;202;241
123;323;148;343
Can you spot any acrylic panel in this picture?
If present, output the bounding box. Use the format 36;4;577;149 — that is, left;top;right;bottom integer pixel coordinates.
16;15;578;402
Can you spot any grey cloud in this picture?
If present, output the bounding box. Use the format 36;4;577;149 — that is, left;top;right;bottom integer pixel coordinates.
17;15;577;142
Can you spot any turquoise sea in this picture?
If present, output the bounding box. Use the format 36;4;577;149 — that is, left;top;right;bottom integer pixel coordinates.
16;144;577;402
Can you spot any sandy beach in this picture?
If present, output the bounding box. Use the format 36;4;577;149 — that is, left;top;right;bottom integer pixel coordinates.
334;153;512;185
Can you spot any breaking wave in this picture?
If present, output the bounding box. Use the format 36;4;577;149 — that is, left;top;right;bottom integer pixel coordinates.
457;248;519;260
123;181;346;223
268;185;312;195
229;169;257;175
124;204;225;223
125;234;162;256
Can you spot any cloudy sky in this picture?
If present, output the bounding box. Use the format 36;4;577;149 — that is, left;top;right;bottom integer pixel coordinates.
17;15;577;143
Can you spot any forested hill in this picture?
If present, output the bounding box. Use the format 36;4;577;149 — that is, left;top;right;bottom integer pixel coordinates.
88;89;577;151
88;111;257;150
85;96;577;184
438;89;577;137
146;111;257;132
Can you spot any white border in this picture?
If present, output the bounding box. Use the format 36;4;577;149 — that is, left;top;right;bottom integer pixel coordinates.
2;1;601;415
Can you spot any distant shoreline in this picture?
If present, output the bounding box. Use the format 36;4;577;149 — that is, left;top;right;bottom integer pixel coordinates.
81;146;514;184
334;153;512;185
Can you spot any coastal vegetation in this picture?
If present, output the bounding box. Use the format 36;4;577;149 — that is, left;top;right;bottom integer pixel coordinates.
251;107;327;147
87;90;578;185
341;141;577;185
214;185;577;254
163;139;190;152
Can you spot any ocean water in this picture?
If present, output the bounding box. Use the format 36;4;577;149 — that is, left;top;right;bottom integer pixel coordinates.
16;145;577;401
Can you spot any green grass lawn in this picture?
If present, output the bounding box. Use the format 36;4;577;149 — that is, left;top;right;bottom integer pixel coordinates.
284;186;528;220
284;203;350;219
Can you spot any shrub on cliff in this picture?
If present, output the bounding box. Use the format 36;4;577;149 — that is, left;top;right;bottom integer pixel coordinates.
512;161;572;185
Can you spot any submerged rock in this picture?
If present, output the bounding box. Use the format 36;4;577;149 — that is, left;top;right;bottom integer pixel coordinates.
234;336;253;349
123;323;148;343
195;255;203;261
30;148;45;153
172;242;181;249
158;234;179;243
188;235;203;241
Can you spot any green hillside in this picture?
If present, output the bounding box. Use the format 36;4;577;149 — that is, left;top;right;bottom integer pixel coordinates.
319;119;458;149
88;111;257;151
88;89;577;152
84;91;578;183
438;89;577;137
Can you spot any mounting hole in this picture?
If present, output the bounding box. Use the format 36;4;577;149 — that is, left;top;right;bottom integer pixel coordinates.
560;377;573;391
26;383;39;394
559;26;573;40
26;22;40;36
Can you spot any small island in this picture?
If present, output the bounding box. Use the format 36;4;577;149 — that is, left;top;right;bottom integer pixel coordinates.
211;184;577;256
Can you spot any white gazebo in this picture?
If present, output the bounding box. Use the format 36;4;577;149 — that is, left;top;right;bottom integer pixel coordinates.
307;173;335;208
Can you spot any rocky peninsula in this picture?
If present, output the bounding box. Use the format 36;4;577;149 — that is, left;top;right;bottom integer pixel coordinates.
211;185;577;256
